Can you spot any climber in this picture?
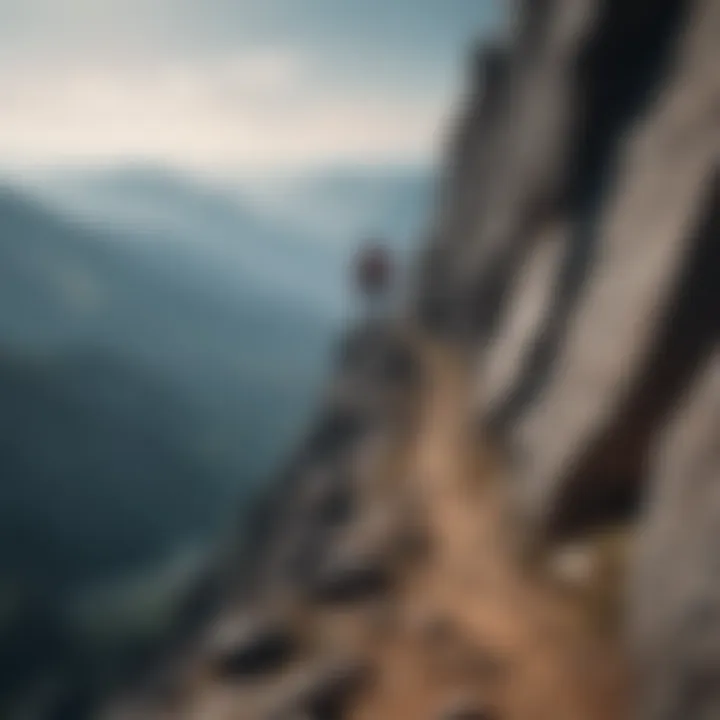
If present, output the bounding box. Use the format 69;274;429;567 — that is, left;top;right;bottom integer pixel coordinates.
353;239;394;319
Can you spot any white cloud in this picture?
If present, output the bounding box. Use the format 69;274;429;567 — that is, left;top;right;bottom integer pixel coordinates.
217;48;304;93
0;0;502;173
0;49;452;172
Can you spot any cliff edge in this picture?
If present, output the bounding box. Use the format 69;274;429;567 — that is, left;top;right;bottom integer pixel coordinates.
103;1;720;719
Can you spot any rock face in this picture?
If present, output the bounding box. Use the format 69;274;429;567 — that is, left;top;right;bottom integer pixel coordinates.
629;353;720;720
204;614;297;680
99;1;720;719
419;0;720;539
98;321;426;720
416;0;720;717
99;316;630;720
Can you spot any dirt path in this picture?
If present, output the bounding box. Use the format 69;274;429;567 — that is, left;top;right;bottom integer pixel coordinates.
351;337;629;720
105;332;630;720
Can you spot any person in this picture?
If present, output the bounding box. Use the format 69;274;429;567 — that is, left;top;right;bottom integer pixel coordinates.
353;240;393;318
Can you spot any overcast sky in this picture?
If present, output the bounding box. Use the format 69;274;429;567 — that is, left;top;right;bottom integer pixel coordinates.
0;0;502;173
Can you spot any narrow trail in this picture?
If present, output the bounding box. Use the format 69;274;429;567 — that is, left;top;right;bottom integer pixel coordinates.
107;331;630;720
350;336;629;720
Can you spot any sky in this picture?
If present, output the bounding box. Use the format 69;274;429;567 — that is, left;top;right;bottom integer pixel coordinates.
0;0;503;174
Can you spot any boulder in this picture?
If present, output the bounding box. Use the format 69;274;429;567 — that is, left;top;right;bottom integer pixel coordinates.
308;543;392;605
203;614;296;679
268;657;369;720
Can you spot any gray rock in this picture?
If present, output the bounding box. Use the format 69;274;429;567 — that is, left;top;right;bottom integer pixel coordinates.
203;613;296;680
629;352;720;720
418;0;720;539
308;544;391;605
437;696;498;720
269;657;369;720
335;321;417;385
266;713;314;720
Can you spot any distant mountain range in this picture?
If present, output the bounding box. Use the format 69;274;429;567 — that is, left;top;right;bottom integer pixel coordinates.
21;163;436;312
0;162;432;585
0;163;432;715
230;164;436;250
0;346;216;588
0;183;335;583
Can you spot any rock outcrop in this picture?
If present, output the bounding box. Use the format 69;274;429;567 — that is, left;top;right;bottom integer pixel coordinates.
420;0;719;540
101;319;629;720
100;1;719;719
629;352;720;720
417;1;719;716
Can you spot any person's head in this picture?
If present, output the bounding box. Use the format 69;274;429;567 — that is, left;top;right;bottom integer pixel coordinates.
355;242;393;298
